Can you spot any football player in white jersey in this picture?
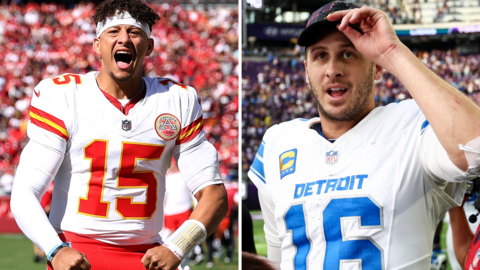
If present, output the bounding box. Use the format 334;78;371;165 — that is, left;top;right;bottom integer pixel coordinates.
248;1;480;269
10;0;228;270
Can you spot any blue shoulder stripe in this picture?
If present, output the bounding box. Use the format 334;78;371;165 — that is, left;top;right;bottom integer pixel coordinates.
421;120;429;135
251;155;265;179
258;141;265;158
250;167;266;184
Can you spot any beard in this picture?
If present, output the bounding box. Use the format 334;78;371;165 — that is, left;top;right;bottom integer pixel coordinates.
109;71;134;83
310;65;374;122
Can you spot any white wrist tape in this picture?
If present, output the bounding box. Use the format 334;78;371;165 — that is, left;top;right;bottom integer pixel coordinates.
162;219;207;261
96;10;151;38
459;136;480;175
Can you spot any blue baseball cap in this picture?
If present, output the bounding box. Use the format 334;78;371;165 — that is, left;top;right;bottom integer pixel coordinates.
298;1;360;47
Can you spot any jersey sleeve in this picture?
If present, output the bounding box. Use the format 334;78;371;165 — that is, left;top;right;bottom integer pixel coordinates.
259;193;282;269
172;85;222;195
27;77;71;154
248;125;275;201
11;140;65;254
258;193;281;247
421;123;474;183
421;122;470;208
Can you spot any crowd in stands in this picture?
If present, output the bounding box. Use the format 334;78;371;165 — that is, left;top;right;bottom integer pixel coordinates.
242;49;480;171
0;1;239;195
352;0;480;25
244;0;480;57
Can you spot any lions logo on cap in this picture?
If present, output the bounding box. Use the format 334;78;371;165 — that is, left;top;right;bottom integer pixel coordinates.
155;113;181;141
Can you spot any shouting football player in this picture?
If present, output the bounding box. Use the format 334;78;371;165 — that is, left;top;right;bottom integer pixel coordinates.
248;1;480;269
10;0;228;269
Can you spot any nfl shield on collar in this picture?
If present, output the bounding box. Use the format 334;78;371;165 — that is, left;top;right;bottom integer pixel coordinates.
326;150;338;165
122;119;132;131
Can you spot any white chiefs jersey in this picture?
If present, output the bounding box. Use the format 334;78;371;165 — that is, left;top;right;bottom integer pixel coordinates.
248;100;467;270
164;172;192;216
28;72;222;245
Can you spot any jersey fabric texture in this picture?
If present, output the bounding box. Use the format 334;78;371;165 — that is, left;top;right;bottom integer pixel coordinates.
164;172;192;216
248;100;467;270
28;72;222;246
163;171;192;235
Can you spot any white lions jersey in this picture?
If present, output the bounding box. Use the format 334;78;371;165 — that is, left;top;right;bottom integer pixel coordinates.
28;72;222;245
248;100;467;270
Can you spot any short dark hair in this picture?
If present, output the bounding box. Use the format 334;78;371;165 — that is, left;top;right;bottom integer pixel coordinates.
93;0;160;32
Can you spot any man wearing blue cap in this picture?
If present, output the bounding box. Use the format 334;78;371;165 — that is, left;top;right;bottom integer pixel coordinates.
248;1;480;269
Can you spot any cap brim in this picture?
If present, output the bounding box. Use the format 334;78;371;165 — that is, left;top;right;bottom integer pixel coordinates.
298;21;364;47
297;20;339;47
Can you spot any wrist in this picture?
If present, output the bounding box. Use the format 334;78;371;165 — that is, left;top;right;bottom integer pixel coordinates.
379;43;411;76
162;219;207;261
47;242;71;262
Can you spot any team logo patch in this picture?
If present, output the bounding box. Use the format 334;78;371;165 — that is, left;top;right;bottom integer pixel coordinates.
280;149;297;179
326;150;338;165
155;113;181;141
122;120;132;131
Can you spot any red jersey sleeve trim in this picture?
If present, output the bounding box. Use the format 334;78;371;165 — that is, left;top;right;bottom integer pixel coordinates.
176;116;203;145
29;106;69;141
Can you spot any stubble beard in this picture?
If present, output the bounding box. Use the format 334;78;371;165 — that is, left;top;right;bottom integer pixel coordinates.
109;70;134;84
310;67;374;122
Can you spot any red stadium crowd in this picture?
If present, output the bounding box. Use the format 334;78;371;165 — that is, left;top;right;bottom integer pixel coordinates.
0;1;239;195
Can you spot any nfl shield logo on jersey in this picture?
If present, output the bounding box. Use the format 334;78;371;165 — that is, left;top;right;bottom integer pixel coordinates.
326;150;338;165
155;113;181;141
122;120;132;131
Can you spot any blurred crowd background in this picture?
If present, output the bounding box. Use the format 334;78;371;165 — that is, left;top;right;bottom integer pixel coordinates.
0;1;239;195
353;0;479;25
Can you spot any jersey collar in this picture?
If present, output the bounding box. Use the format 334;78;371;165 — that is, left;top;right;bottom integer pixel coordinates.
310;121;336;143
100;80;146;116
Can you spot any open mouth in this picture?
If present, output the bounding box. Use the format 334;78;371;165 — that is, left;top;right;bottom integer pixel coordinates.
114;51;133;69
327;87;348;98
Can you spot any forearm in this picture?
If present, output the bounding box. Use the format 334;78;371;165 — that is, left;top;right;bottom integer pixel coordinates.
448;206;474;268
11;181;61;253
191;183;228;236
10;141;64;253
384;44;480;170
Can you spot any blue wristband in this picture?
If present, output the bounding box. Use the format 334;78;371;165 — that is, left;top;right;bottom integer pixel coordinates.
47;242;70;262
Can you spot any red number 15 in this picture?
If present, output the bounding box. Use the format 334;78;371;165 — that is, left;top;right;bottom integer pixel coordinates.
78;140;165;219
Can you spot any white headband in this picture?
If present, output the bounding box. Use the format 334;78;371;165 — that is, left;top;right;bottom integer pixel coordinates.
96;10;151;38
